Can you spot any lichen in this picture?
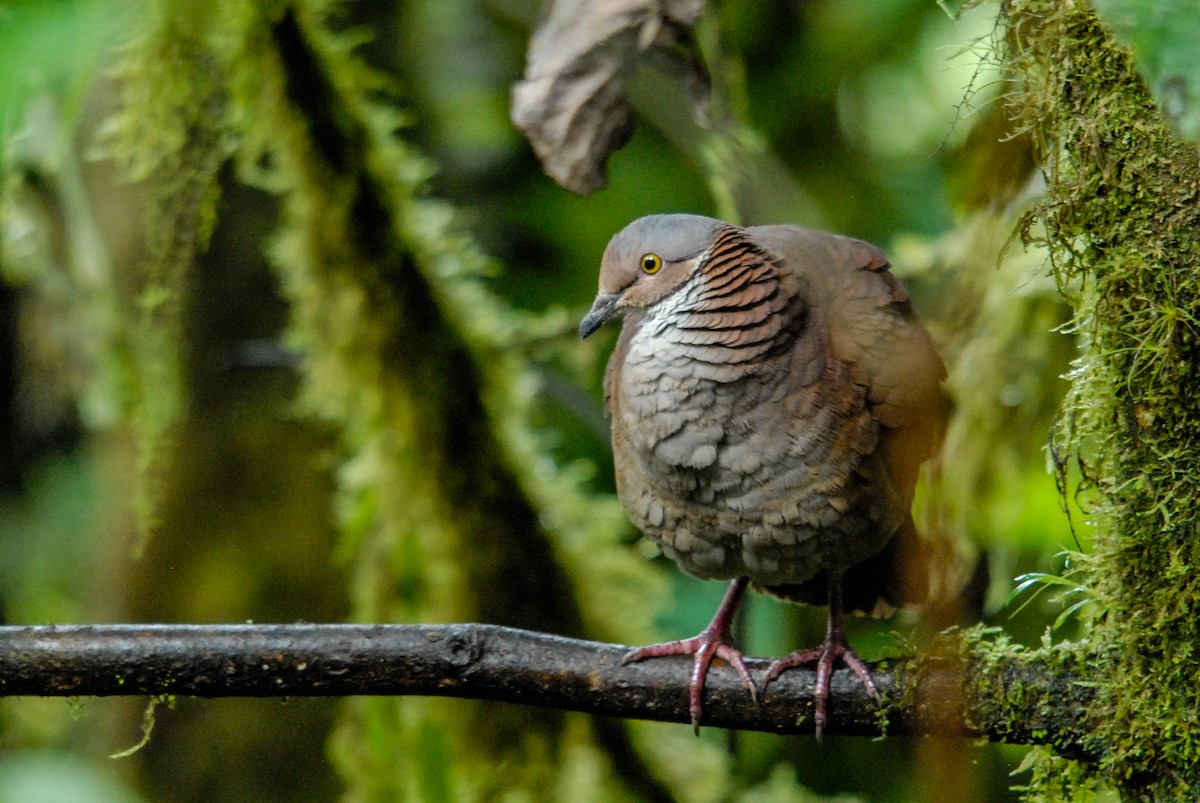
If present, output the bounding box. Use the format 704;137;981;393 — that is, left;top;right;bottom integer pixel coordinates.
1000;0;1200;796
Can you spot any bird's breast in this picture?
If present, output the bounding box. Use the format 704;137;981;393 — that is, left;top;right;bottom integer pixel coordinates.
619;315;763;471
611;314;891;585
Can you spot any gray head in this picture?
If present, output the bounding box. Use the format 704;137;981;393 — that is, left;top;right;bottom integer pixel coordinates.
579;214;729;339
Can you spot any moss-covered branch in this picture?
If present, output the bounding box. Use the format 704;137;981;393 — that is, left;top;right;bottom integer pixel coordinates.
0;623;1099;750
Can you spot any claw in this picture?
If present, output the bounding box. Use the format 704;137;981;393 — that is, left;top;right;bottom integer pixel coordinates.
621;577;755;733
760;576;879;740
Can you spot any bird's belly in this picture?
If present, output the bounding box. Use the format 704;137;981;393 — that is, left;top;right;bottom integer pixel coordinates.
613;370;892;586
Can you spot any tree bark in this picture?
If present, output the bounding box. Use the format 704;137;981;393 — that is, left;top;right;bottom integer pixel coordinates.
0;622;1099;756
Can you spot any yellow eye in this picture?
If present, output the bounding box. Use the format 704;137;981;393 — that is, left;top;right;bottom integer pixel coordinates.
640;253;662;274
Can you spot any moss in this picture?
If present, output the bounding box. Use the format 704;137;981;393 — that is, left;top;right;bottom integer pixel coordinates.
960;628;1105;762
103;6;228;547
108;695;169;760
893;627;1104;800
1002;0;1200;797
210;3;673;799
64;0;683;796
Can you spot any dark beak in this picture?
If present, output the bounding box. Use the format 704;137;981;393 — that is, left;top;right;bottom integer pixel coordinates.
578;291;622;339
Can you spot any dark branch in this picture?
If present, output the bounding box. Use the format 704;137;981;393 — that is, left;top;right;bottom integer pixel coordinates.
0;623;1097;752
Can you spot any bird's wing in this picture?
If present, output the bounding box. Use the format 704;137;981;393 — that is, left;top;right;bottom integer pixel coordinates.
748;224;947;450
750;225;947;609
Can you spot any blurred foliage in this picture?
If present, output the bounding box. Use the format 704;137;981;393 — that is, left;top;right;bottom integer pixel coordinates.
0;0;1130;800
1092;0;1200;143
0;0;120;142
0;749;145;803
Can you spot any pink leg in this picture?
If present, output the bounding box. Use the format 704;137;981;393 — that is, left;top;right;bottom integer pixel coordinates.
622;577;757;734
761;576;879;740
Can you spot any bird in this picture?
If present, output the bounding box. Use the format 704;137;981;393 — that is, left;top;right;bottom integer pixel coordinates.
579;213;946;737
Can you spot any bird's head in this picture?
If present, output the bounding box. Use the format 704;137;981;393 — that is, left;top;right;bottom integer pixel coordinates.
578;214;726;339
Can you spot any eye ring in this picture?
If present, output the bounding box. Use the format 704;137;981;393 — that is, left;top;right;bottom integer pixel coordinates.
640;253;662;274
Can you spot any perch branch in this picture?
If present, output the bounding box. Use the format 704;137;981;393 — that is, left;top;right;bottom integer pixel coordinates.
0;623;1098;755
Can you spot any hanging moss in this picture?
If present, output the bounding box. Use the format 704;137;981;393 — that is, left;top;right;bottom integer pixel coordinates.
210;3;680;799
1001;0;1200;797
102;6;227;547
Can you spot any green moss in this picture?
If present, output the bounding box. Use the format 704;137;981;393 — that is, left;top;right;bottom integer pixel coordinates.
962;628;1104;761
889;625;1108;798
102;7;228;547
1002;0;1200;797
109;695;170;759
211;3;671;799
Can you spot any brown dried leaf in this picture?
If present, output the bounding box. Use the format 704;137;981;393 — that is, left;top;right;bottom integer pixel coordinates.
511;0;708;195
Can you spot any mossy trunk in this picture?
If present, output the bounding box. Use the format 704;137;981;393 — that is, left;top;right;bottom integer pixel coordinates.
1003;0;1200;797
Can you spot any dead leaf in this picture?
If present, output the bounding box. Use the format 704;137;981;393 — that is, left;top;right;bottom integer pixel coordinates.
511;0;708;195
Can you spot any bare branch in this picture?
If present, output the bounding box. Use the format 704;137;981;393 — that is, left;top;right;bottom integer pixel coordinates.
0;623;1098;753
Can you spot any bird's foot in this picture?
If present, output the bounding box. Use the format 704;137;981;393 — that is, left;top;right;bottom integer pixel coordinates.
761;635;879;740
621;577;756;734
622;630;757;735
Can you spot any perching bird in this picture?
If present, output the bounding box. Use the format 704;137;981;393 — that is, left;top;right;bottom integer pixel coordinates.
579;214;946;736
